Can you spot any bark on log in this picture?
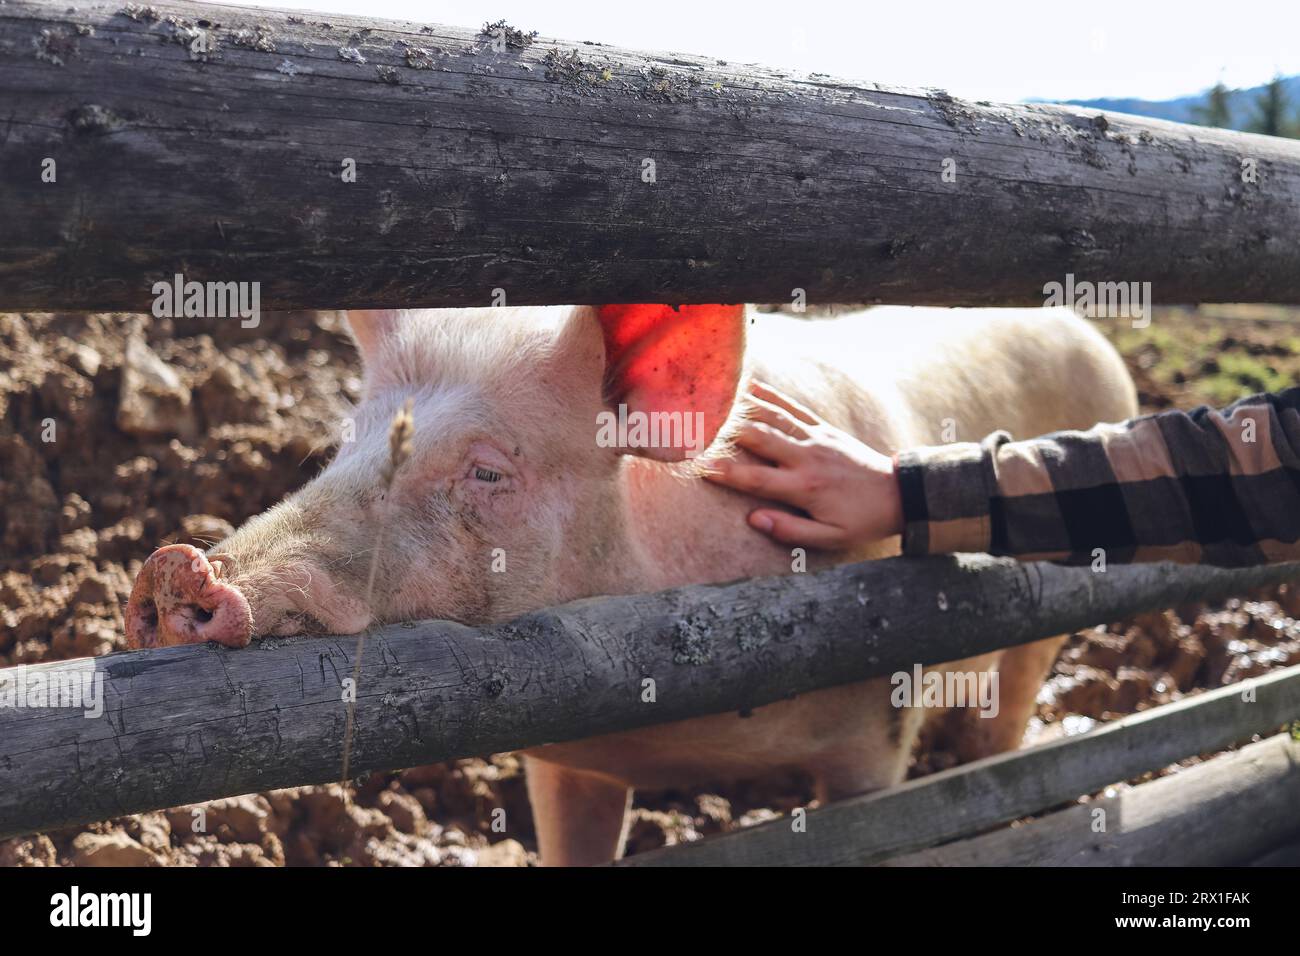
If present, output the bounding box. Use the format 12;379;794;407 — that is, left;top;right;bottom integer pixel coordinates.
2;0;1300;311
0;554;1296;840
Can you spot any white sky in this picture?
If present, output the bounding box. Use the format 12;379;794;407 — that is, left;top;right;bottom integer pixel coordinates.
230;0;1300;103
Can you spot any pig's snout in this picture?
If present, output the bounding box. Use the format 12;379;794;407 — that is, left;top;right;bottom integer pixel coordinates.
126;544;253;649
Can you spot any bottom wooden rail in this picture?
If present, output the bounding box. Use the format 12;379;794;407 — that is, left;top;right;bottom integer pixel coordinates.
884;732;1300;866
619;663;1300;866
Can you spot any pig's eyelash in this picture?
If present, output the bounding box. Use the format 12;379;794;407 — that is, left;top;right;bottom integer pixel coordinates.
473;466;503;483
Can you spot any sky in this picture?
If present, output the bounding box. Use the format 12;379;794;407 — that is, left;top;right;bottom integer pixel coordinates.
231;0;1300;104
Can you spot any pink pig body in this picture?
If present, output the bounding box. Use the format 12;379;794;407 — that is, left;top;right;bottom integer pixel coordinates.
126;303;1136;865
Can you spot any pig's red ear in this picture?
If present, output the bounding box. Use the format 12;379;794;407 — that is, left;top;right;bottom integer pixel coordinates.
345;310;401;368
597;304;747;461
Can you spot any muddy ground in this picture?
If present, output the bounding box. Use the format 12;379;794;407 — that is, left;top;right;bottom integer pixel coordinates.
1;306;1298;866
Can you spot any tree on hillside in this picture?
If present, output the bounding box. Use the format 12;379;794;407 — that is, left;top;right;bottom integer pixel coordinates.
1245;74;1295;137
1191;81;1234;128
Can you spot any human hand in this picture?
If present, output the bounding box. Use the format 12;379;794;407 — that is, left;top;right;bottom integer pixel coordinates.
702;381;904;549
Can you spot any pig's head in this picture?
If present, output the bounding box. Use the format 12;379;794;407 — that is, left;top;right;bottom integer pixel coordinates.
125;304;747;648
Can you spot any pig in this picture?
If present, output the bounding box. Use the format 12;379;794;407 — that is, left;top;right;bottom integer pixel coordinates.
125;303;1137;865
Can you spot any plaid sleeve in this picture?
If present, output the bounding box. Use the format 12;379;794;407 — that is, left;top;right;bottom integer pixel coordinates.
896;387;1300;567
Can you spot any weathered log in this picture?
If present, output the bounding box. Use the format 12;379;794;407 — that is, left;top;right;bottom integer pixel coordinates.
0;554;1296;840
2;0;1300;311
621;662;1300;866
883;733;1300;866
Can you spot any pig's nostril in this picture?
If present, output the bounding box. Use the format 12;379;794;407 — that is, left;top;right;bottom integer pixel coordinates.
125;595;160;647
193;607;214;625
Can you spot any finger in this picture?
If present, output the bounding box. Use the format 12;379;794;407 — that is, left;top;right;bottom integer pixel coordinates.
749;381;822;427
748;509;847;549
732;420;806;466
702;458;808;505
740;395;809;439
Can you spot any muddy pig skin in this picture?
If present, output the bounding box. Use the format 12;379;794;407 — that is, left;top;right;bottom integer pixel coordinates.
126;303;1137;865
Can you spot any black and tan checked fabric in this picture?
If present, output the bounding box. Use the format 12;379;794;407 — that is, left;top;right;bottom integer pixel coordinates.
896;387;1300;567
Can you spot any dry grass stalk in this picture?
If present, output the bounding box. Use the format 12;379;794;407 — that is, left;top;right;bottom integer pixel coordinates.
341;398;414;785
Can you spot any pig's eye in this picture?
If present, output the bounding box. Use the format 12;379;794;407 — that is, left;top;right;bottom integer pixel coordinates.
473;466;503;483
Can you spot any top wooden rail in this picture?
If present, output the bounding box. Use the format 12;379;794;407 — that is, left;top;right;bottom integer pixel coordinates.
2;0;1300;310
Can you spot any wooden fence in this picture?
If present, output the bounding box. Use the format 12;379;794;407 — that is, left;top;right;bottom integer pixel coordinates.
2;0;1300;864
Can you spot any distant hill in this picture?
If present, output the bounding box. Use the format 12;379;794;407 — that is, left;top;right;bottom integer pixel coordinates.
1033;74;1300;131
